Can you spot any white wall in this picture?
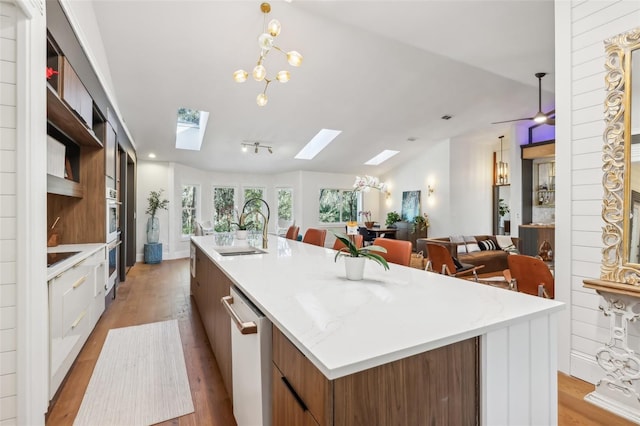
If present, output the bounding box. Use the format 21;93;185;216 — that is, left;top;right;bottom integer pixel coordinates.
0;4;18;422
557;1;640;382
2;0;47;423
381;136;498;238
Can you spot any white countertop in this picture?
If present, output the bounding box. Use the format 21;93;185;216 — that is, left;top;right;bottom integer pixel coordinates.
191;234;564;380
47;243;105;280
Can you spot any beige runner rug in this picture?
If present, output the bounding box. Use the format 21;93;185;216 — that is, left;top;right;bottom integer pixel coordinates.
74;320;194;426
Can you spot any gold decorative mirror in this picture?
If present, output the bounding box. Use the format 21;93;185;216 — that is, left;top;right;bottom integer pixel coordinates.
599;27;640;288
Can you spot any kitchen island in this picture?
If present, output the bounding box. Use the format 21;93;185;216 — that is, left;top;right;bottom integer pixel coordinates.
191;234;563;425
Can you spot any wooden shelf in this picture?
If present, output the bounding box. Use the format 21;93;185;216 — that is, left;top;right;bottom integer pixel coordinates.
47;174;84;198
47;85;102;148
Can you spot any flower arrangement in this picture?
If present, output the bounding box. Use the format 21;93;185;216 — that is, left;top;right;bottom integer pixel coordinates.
353;175;387;192
333;233;389;270
231;208;254;230
146;189;169;218
358;210;372;222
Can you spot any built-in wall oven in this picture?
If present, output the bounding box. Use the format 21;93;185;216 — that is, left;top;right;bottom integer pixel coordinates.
106;187;120;297
106;238;120;295
106;188;119;244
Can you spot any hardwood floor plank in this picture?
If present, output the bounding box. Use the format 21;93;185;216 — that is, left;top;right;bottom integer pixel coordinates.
46;258;634;426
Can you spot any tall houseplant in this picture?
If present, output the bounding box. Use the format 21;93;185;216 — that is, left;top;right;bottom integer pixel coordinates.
333;233;389;280
146;189;169;243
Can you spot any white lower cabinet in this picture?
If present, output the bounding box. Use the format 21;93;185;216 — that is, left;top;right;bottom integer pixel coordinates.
49;247;106;398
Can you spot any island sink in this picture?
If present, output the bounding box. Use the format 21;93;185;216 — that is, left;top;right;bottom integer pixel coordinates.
215;247;267;256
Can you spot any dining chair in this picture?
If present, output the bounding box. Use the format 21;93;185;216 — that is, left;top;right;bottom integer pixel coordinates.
506;254;555;298
424;242;484;281
332;234;364;251
302;228;327;247
358;227;376;246
372;238;412;267
285;225;299;241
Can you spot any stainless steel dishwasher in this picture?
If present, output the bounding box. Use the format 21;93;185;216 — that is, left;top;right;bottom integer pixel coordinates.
222;287;272;426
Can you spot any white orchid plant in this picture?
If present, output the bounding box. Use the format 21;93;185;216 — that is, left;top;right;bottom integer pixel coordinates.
353;175;387;192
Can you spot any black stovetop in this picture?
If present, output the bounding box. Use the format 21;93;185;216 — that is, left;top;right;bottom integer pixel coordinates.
47;251;80;268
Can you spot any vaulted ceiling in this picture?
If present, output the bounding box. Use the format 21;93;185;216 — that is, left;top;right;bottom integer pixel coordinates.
81;0;555;175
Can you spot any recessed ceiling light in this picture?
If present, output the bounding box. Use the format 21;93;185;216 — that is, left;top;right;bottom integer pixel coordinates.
148;153;156;159
294;129;342;160
364;150;399;166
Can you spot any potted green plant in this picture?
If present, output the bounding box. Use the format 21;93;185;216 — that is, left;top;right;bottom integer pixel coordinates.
385;211;401;228
145;189;169;244
333;233;389;280
411;213;430;233
231;209;254;239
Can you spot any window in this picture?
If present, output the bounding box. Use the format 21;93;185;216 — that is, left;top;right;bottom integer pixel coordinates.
243;187;265;231
181;184;198;236
175;107;210;151
213;187;236;232
277;188;293;222
277;188;293;235
318;189;359;223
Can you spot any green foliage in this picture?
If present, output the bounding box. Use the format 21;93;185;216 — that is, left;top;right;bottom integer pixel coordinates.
498;199;510;217
146;189;169;218
411;213;429;233
278;188;293;221
244;188;264;231
177;107;200;125
319;189;358;223
231;210;254;230
385;211;401;227
213;187;235;232
333;233;389;270
181;185;196;235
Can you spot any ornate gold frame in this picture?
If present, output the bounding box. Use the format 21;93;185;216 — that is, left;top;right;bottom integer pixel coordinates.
601;28;640;287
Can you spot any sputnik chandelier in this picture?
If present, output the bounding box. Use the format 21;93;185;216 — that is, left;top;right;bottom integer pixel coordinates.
233;2;303;106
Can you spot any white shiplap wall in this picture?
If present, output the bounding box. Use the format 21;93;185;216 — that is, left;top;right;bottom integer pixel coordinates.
0;2;17;424
566;1;640;383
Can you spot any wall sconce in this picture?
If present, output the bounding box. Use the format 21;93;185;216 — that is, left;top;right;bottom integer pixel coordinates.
427;185;435;197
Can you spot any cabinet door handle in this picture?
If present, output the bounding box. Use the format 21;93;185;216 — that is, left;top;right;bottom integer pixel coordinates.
72;274;88;289
281;376;308;412
221;296;257;335
71;310;87;329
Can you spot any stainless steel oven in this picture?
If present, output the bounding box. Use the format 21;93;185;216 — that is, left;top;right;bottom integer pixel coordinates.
106;188;118;243
107;238;120;295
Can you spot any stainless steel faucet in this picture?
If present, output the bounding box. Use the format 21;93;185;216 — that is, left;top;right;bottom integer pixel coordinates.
242;198;270;249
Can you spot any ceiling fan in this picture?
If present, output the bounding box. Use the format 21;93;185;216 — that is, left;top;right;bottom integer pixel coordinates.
492;72;555;126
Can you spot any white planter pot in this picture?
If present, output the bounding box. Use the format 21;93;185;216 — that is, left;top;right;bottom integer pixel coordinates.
344;256;365;281
236;230;248;240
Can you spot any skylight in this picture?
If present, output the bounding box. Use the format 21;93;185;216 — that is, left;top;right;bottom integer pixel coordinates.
294;129;342;160
364;150;399;165
175;107;210;151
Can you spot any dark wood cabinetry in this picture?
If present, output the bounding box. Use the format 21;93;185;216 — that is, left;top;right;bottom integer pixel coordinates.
272;327;478;426
394;221;427;251
191;247;233;399
61;57;93;129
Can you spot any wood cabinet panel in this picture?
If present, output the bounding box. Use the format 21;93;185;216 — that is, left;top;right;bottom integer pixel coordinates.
211;263;233;399
272;327;333;425
333;337;478;425
61;57;93;129
273;327;478;426
272;365;320;426
191;250;233;400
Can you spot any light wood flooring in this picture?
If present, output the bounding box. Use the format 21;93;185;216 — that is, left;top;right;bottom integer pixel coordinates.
46;258;633;425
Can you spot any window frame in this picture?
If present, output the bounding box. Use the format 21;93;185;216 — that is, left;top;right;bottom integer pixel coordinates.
181;183;199;238
212;185;237;232
318;188;361;225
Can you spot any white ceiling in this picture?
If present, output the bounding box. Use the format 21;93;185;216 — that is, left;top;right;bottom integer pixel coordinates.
87;0;555;175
